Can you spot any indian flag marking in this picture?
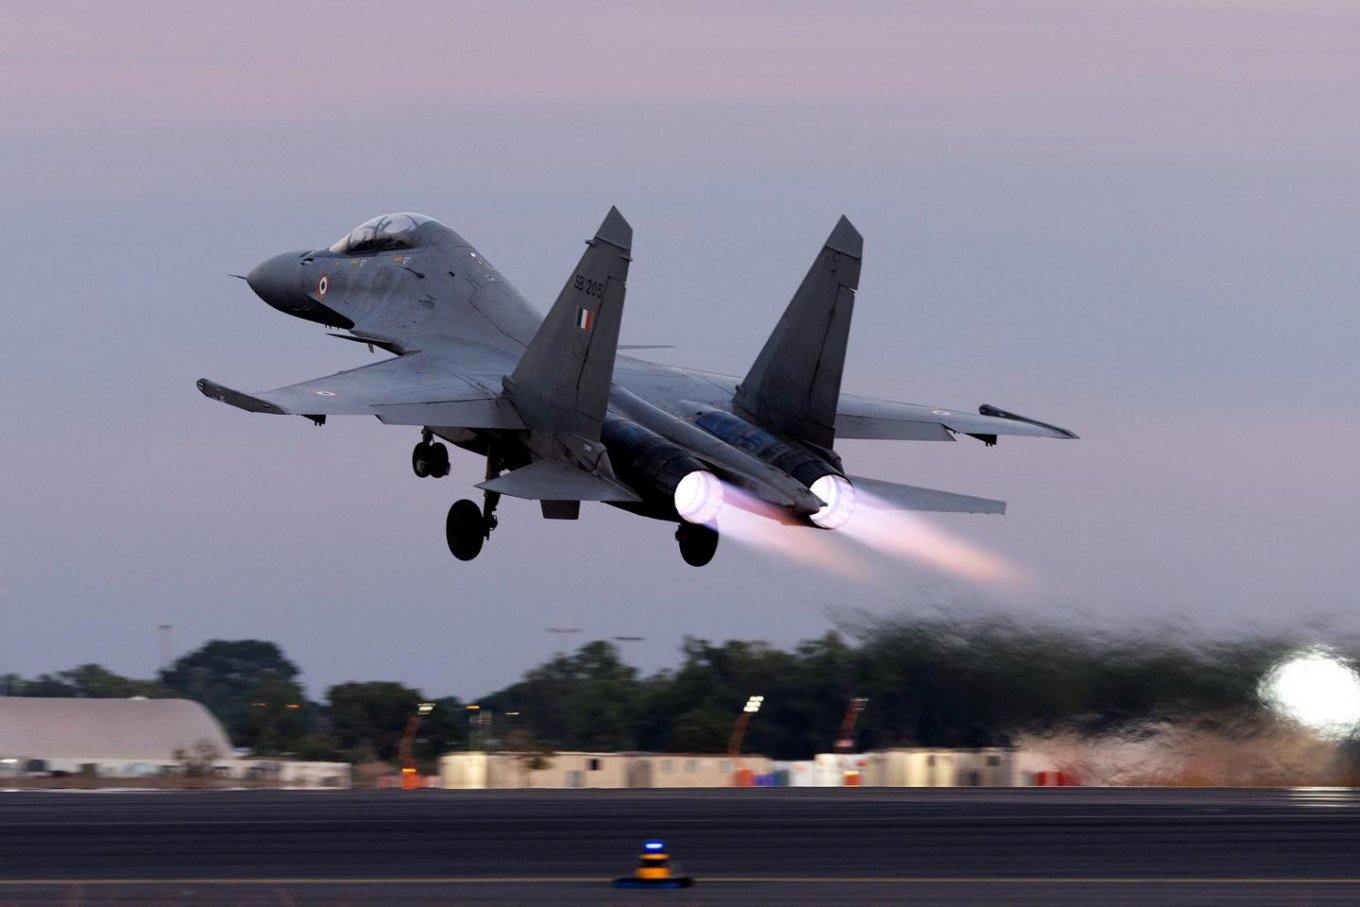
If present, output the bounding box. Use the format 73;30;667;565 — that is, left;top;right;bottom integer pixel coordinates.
576;306;594;331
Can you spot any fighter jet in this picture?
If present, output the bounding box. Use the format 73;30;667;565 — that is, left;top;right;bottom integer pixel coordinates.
200;209;1075;566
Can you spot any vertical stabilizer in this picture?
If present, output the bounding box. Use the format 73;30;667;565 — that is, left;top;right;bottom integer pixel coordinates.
734;216;862;450
506;207;632;469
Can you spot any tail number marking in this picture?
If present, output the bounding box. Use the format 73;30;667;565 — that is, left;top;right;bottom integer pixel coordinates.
573;274;605;299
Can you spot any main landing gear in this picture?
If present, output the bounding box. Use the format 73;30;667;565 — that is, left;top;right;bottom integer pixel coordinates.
445;499;487;560
444;449;503;561
675;522;719;567
412;431;450;478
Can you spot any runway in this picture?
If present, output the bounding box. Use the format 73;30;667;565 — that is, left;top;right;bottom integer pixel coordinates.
1;787;1358;904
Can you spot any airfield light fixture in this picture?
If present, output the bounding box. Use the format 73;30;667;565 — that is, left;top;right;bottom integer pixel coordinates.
399;701;440;789
1259;648;1360;739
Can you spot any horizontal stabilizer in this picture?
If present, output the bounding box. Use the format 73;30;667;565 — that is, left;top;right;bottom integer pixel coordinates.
478;458;641;503
849;475;1006;514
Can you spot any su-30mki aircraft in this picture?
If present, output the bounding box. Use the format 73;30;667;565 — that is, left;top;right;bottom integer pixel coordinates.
200;208;1076;567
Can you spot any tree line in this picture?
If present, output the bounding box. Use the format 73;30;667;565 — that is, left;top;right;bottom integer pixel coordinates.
3;613;1348;765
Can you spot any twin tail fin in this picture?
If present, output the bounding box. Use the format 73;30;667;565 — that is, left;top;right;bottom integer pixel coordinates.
735;216;862;450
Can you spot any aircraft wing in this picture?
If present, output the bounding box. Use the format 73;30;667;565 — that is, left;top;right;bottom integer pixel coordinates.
197;350;525;429
835;395;1077;442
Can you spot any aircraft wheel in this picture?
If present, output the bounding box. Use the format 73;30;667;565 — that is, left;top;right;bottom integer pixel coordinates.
412;442;434;478
675;522;718;567
427;442;450;478
446;499;486;561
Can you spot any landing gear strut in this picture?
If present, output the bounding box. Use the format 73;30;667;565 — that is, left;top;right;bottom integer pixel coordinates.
675;522;719;567
412;430;449;479
481;449;503;537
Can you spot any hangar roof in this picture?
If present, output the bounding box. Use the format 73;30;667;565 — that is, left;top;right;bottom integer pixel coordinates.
0;697;232;761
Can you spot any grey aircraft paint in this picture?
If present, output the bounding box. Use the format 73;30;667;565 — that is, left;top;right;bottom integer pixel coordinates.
199;208;1076;566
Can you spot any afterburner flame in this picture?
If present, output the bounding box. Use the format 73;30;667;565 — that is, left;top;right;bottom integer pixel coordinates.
809;475;856;529
673;470;724;524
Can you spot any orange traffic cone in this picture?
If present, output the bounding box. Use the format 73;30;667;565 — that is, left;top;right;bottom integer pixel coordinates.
611;839;694;889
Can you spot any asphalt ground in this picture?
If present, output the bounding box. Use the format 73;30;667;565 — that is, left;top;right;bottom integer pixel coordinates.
0;787;1358;905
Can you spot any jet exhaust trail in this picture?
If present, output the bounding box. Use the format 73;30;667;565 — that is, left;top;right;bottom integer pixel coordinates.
714;481;1025;586
715;483;873;580
840;488;1028;586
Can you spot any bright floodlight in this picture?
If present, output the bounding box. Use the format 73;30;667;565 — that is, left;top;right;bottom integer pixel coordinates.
418;702;436;715
674;470;723;524
809;475;855;529
1259;648;1360;739
744;695;764;714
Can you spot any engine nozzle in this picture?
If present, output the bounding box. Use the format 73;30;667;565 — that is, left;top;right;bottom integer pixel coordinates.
673;470;724;525
809;474;856;529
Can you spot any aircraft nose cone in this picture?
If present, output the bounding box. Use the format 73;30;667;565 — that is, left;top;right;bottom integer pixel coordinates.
245;253;298;310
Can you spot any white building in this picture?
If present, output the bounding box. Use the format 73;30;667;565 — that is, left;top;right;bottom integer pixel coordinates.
0;697;348;787
440;751;774;789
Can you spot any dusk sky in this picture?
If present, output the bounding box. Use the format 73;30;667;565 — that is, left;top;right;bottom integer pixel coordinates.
2;2;1358;701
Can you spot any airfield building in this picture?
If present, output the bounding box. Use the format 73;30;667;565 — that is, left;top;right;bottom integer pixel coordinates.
0;697;348;787
440;751;776;789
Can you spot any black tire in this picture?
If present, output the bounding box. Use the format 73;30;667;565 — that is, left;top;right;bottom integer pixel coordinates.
446;499;486;561
412;442;433;478
428;442;450;478
675;522;719;567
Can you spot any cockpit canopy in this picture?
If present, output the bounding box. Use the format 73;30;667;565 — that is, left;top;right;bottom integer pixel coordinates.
329;212;440;255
